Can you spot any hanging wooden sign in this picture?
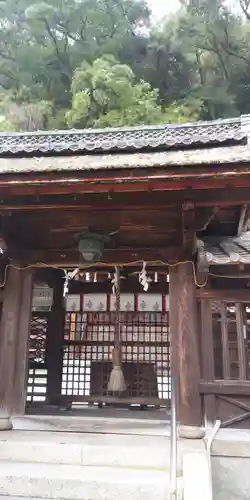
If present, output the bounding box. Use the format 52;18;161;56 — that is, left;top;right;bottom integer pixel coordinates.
32;285;53;311
65;294;81;312
110;293;135;312
82;293;107;312
137;294;163;312
65;293;169;312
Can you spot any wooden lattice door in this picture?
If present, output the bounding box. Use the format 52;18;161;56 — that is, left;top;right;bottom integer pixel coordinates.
61;309;170;407
200;298;250;428
26;312;49;405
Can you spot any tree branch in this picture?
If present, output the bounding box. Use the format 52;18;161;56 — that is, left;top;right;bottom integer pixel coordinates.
206;27;228;79
239;0;250;21
221;24;250;66
43;18;61;58
195;49;205;86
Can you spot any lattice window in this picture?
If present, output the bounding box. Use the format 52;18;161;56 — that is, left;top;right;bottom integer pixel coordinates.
29;314;48;363
62;311;170;404
212;302;248;380
201;299;250;429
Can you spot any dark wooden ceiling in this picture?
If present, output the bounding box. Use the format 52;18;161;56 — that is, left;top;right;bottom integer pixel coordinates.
0;195;243;266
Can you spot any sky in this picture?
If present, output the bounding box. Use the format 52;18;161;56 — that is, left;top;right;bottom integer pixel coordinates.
147;0;239;21
148;0;180;21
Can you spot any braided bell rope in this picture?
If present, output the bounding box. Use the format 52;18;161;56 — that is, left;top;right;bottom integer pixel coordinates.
114;267;121;350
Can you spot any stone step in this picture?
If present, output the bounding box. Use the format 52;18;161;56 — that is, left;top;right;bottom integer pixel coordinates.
0;430;173;470
12;414;170;436
0;462;175;500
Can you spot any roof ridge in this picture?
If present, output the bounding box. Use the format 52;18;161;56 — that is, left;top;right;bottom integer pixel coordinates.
0;114;246;156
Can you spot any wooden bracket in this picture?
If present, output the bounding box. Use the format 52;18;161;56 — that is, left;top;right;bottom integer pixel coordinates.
196;239;209;285
196;207;219;233
238;204;250;236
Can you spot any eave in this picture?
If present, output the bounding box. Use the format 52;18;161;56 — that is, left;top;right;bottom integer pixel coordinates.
204;233;250;265
0;144;248;176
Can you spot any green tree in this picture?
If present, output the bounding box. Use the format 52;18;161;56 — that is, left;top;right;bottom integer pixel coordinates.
66;55;168;127
0;0;150;102
0;0;249;131
168;0;248;119
0;91;54;131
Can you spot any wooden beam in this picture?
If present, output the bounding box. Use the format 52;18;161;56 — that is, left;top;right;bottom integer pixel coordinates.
0;266;23;429
220;302;230;380
0;246;182;269
182;201;196;257
235;303;247;380
197;289;250;302
2;171;250;197
1;186;250;209
0;203;178;212
48;395;170;406
200;299;216;422
12;269;33;414
169;262;203;430
200;380;250;396
1;163;250;184
33;247;183;266
46;270;64;405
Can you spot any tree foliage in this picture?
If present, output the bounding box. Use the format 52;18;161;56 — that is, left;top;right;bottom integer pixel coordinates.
66;55;168;127
0;0;249;130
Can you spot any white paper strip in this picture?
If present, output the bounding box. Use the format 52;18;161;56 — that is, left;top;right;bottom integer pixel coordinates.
164;295;170;311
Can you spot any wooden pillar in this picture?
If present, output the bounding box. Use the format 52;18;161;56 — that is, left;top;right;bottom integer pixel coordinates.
0;266;23;429
200;299;216;424
169;262;204;439
46;269;64;405
12;270;33;415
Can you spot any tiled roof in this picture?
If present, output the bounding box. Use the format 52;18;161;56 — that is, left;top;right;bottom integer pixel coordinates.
0;116;246;156
0;144;249;174
204;233;250;265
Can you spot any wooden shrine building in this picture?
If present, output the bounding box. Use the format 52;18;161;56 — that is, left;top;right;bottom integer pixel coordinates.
1;116;250;434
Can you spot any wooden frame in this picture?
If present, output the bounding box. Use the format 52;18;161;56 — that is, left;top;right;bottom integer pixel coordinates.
199;294;250;428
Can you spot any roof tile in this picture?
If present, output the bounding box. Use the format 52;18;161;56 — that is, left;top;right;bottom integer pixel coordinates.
0;117;245;155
